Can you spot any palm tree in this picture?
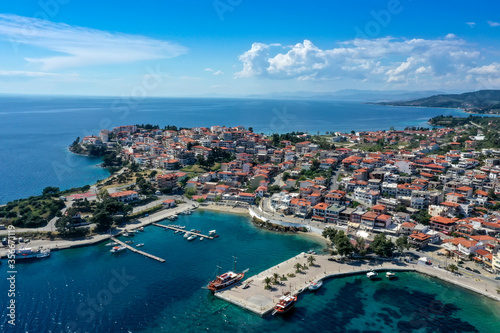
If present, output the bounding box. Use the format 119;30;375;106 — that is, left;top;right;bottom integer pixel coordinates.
447;264;459;274
294;262;302;273
280;274;287;282
302;262;309;270
264;277;272;289
307;255;316;267
272;272;280;285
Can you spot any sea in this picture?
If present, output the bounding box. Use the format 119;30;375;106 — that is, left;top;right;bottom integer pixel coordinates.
0;95;468;204
1;96;500;332
1;210;500;333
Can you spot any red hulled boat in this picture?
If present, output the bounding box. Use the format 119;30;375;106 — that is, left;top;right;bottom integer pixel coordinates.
207;257;245;292
273;294;297;315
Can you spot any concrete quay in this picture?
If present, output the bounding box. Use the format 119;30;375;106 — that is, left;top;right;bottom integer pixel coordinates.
215;253;500;316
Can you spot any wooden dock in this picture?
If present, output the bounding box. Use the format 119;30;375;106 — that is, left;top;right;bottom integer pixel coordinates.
110;237;165;263
152;223;214;239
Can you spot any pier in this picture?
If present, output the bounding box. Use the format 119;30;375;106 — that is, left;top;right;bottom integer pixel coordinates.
215;253;413;316
152;223;214;239
111;237;165;263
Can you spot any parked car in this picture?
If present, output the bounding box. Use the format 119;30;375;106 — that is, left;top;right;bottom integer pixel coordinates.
465;267;472;271
472;269;481;274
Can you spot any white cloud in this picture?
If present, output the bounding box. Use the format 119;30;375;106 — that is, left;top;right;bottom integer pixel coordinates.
0;70;77;77
235;37;490;86
212;70;223;76
468;63;500;76
204;68;214;72
0;14;187;71
465;22;476;28
487;21;500;27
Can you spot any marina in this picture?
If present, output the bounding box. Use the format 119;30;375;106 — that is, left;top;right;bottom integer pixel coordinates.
152;223;215;239
110;237;165;263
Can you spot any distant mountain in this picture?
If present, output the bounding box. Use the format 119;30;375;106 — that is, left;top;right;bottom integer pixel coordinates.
245;89;445;102
377;90;500;114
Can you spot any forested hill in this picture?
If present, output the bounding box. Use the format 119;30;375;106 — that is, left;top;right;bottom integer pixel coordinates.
377;90;500;114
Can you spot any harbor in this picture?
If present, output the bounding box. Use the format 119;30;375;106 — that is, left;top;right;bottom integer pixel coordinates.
215;253;500;316
110;236;165;263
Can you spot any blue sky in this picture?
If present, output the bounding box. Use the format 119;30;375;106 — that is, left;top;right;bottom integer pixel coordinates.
0;0;499;96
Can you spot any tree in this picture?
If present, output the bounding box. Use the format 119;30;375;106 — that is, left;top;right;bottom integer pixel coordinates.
447;264;458;274
97;189;110;201
42;186;60;197
307;255;316;266
354;237;367;256
294;262;302;273
412;210;431;225
92;211;113;232
370;233;395;257
272;272;280;285
395;235;410;254
282;172;291;181
264;277;272;289
322;227;338;244
334;231;354;257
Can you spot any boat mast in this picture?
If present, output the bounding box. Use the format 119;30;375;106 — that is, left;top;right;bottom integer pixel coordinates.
217;261;221;276
233;255;237;272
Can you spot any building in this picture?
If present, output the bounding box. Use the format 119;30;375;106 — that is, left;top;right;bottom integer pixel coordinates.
409;232;432;248
156;173;179;189
162;199;176;208
109;190;138;203
429;216;456;234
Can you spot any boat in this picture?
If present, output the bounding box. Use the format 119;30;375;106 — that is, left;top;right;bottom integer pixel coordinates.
14;248;50;260
124;240;134;244
242;281;251;289
133;229;140;234
122;232;129;237
272;294;297;315
209;230;216;236
139;227;144;231
174;230;180;234
136;243;144;247
110;246;126;253
105;242;118;247
187;235;197;241
308;280;323;291
184;232;191;238
199;237;204;241
386;272;396;279
367;271;378;279
207;258;246;292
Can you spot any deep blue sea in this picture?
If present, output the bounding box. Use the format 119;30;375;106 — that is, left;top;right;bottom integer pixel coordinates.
1;211;499;333
0;95;467;204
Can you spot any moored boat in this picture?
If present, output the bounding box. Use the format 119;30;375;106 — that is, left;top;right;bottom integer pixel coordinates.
187;235;197;241
136;243;144;247
308;280;323;291
273;294;297;315
386;271;396;279
367;271;378;279
14;248;50;260
207;258;246;292
199;237;204;241
184;232;191;238
105;242;118;247
110;246;126;253
209;230;216;236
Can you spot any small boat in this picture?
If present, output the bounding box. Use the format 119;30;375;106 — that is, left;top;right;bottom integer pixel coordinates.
136;243;144;247
272;294;297;315
187;235;197;241
308;280;323;291
199;237;204;241
174;230;180;234
122;232;130;237
139;227;144;231
242;282;250;289
367;271;378;279
133;230;140;234
214;235;220;238
178;226;186;229
184;232;191;238
110;246;126;253
209;230;216;236
386;272;396;279
105;242;118;247
125;240;134;244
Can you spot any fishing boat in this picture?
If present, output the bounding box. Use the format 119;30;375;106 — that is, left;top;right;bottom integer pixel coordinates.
207;257;247;292
110;246;126;253
209;230;216;236
14;248;50;260
272;294;297;315
367;271;378;279
308;280;323;291
386;272;396;279
136;243;144;247
187;235;197;241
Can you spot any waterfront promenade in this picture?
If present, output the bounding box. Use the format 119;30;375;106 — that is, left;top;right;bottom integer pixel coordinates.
216;253;500;316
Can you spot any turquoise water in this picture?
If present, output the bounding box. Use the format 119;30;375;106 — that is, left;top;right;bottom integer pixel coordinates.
1;211;500;332
0;96;468;204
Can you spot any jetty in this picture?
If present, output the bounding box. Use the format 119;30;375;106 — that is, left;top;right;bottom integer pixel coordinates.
111;237;165;263
152;223;214;239
215;253;413;316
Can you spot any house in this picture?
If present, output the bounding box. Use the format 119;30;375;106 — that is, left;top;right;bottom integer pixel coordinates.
109;190;138;203
162;199;176;208
156;173;178;189
429;216;456;234
399;222;416;235
409;232;432;248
